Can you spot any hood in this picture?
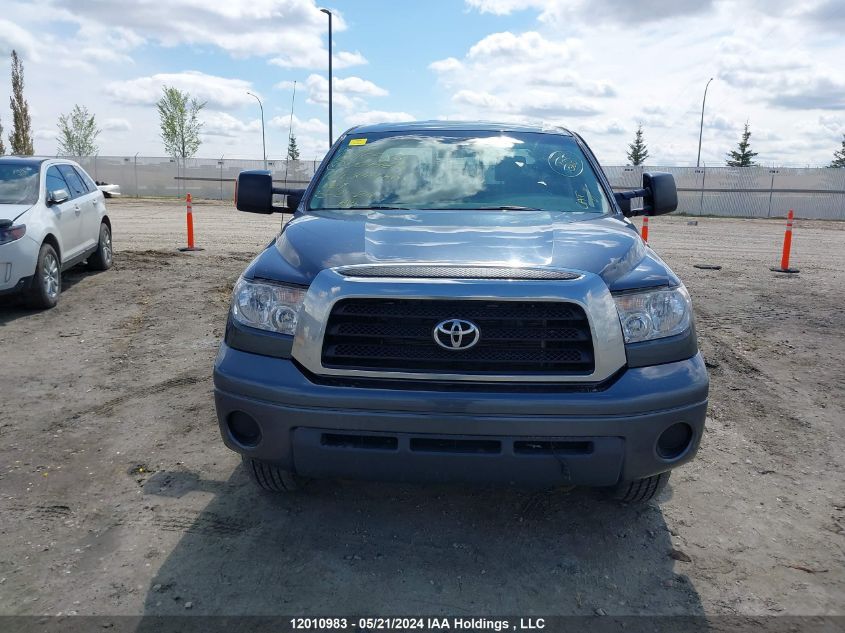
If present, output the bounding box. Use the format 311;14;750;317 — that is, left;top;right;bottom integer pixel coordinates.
0;204;33;223
255;209;651;286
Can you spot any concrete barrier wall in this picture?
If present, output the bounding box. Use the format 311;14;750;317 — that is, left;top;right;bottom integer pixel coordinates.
68;156;845;220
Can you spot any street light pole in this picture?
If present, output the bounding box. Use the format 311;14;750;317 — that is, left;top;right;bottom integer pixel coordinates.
696;77;713;168
247;91;267;169
320;8;333;148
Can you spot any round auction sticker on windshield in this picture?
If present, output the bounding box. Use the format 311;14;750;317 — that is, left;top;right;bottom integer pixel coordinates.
548;151;584;177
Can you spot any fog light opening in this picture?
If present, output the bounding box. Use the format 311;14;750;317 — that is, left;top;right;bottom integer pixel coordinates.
227;411;262;447
657;422;693;460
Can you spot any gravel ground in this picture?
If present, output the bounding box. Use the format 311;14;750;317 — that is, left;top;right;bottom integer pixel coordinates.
0;199;842;618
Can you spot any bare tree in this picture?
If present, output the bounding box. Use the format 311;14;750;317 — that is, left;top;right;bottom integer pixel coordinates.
57;105;101;156
156;86;206;159
9;50;34;155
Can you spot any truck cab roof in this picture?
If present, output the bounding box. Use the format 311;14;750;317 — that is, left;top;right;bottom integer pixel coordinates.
347;120;574;136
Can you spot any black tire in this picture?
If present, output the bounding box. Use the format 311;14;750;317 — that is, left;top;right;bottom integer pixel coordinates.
242;456;303;492
26;243;61;309
607;472;670;504
87;222;113;271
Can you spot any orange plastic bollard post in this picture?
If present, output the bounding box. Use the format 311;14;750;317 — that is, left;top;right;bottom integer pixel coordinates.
186;193;195;249
178;193;204;252
770;209;798;273
641;215;649;243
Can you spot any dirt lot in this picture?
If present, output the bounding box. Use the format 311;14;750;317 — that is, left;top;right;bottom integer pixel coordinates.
0;199;843;619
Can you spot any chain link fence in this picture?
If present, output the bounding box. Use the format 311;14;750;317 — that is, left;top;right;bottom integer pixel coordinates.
604;166;845;220
70;156;845;220
73;156;320;202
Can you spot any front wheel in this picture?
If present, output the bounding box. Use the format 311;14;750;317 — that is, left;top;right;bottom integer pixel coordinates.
26;243;61;309
87;222;113;271
607;472;670;504
242;456;305;492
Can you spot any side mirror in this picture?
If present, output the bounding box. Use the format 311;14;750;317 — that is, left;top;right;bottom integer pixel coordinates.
48;189;70;205
613;172;677;217
235;170;307;214
642;172;678;216
235;170;273;214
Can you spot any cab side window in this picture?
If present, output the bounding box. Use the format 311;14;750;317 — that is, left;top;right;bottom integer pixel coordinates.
46;166;70;200
57;164;88;198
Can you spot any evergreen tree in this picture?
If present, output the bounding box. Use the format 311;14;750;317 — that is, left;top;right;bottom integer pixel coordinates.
286;134;300;161
830;134;845;168
726;122;758;167
57;105;101;156
156;86;206;159
626;124;649;166
9;50;34;155
0;114;5;155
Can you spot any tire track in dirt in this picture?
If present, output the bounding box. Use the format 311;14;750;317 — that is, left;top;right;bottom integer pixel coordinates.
63;371;207;423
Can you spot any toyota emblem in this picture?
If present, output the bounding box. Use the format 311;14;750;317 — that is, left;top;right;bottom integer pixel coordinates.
433;319;481;350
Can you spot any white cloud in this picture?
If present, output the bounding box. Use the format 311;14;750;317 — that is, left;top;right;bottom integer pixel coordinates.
0;18;40;61
49;0;363;69
430;31;607;124
446;1;845;165
270;114;329;137
465;0;716;24
271;50;368;70
290;73;390;110
200;112;261;138
101;118;132;132
106;72;257;109
34;129;56;140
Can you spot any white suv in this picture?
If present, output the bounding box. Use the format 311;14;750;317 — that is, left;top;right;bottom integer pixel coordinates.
0;157;113;308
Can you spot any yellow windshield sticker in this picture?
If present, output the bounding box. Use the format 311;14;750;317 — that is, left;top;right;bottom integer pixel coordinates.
348;138;367;146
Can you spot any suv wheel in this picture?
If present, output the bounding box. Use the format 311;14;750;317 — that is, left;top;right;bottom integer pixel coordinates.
87;222;113;271
607;472;670;504
242;456;304;492
26;243;61;309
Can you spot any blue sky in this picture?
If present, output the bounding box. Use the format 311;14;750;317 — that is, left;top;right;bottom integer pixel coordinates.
1;0;844;165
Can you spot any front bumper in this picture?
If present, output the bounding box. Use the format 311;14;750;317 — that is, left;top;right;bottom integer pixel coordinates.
213;343;709;487
0;236;38;294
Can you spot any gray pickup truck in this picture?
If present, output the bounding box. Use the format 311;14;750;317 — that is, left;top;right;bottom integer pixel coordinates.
214;121;708;503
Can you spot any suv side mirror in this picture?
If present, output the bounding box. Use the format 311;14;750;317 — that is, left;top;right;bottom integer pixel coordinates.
613;172;677;217
642;172;677;216
47;189;70;205
235;170;306;214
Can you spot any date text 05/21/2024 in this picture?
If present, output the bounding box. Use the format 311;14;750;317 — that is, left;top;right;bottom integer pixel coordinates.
290;617;547;630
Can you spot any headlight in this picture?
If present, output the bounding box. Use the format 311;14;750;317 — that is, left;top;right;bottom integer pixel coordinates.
231;277;307;336
613;286;691;343
0;224;26;245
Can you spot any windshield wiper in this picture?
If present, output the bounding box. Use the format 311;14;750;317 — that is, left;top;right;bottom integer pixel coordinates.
342;205;410;210
457;205;544;211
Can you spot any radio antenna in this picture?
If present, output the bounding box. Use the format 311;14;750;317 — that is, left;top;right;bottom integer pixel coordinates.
284;80;297;190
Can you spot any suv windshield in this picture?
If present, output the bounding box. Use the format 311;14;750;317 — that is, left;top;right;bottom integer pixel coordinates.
0;163;40;205
309;130;611;214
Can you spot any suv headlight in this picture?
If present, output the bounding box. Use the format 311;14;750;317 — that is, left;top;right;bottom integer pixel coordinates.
613;286;692;343
231;277;307;336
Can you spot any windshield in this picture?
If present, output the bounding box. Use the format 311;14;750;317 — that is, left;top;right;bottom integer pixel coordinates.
0;164;40;205
309;130;611;214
